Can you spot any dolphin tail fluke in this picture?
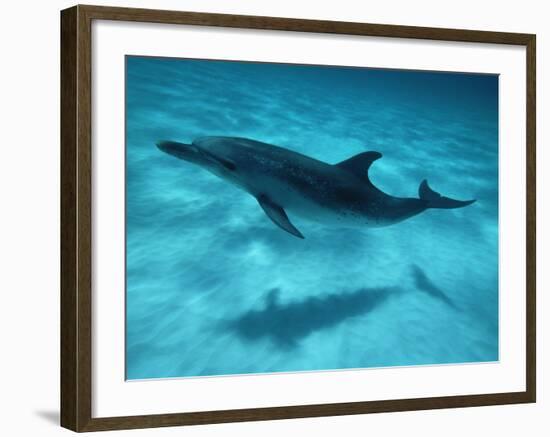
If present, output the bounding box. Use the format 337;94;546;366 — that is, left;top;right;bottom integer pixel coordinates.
419;180;476;209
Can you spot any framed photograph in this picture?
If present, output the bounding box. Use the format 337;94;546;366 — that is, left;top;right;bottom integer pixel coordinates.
60;4;536;432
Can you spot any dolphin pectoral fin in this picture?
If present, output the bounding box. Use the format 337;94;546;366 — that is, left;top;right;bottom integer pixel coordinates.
257;195;304;239
336;151;382;181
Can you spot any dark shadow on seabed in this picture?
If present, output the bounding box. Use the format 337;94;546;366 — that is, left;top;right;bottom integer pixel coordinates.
225;286;401;348
411;264;459;310
225;265;459;349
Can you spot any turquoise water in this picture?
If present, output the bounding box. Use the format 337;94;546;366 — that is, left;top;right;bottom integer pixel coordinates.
125;56;498;380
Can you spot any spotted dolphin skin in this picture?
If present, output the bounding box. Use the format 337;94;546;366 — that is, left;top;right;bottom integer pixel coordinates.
156;136;475;239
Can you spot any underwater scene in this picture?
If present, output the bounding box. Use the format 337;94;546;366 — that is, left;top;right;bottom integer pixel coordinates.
125;56;498;380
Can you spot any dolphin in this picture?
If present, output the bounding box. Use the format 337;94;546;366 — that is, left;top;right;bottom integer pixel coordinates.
156;136;475;239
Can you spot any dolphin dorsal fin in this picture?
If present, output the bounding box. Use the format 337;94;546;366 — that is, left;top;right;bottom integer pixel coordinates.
336;151;382;179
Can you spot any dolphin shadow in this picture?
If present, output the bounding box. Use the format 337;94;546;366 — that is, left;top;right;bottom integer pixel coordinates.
411;264;459;310
225;286;400;349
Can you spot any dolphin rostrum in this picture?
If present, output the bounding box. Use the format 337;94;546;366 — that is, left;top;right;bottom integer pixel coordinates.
156;136;475;239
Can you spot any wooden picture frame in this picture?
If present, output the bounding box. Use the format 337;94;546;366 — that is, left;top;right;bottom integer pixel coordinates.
61;4;536;432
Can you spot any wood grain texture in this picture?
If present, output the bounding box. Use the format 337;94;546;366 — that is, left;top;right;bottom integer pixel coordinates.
79;391;534;432
525;35;536;403
78;4;533;44
61;5;94;432
60;4;536;432
60;5;78;431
